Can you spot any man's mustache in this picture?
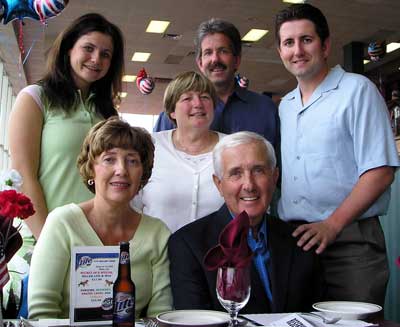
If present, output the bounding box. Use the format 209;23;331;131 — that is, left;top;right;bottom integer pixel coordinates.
208;62;227;70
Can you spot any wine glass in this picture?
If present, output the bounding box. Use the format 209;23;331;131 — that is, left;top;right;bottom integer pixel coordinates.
216;266;251;327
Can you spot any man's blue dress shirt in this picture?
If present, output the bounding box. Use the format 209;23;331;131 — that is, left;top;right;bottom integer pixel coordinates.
247;217;273;302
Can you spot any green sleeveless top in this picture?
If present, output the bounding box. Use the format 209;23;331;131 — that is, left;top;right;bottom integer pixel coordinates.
38;86;102;211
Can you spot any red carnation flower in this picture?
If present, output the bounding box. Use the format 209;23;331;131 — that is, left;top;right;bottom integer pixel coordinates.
0;190;35;220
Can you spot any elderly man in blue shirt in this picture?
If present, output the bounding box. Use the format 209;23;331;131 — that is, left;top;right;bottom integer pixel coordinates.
276;3;400;306
168;132;323;313
154;19;279;149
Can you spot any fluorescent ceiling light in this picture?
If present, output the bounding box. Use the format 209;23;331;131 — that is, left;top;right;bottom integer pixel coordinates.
119;92;127;98
122;75;137;82
146;20;170;33
242;29;269;42
363;60;370;65
283;0;305;3
131;52;151;62
387;42;400;53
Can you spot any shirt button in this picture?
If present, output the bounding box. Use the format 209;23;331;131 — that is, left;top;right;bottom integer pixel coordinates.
293;200;298;204
294;176;298;181
296;156;301;160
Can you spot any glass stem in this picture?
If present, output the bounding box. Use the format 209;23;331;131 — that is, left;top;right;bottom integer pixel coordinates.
229;306;238;326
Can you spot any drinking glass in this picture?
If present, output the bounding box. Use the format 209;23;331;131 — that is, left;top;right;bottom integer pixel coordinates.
216;266;251;327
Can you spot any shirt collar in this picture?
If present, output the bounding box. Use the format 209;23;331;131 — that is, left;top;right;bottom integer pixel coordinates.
282;64;345;102
248;215;267;247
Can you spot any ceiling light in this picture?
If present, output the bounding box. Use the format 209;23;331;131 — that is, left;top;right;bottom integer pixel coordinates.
363;59;370;65
131;52;151;62
283;0;305;3
122;75;137;82
146;20;170;33
387;42;400;53
242;29;269;42
119;92;127;98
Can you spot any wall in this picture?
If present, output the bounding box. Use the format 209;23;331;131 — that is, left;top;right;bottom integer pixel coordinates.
381;170;400;322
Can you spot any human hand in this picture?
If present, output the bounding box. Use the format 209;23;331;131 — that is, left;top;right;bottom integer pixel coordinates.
292;220;341;254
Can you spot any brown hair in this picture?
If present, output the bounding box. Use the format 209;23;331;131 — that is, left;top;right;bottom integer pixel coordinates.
163;71;218;125
39;13;124;117
77;117;154;193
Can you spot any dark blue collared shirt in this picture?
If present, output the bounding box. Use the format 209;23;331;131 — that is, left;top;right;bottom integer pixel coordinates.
247;217;273;302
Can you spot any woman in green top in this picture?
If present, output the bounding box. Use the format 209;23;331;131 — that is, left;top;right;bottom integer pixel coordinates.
6;13;125;311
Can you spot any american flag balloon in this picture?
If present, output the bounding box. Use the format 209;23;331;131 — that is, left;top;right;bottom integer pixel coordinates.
235;74;249;89
136;68;155;95
33;0;68;23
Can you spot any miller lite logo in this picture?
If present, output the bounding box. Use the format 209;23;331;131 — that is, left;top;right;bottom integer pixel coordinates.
78;256;92;268
113;292;134;320
101;297;113;311
119;251;129;264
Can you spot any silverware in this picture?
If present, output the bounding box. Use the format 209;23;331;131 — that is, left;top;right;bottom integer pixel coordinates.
238;315;262;326
144;318;159;327
301;312;341;324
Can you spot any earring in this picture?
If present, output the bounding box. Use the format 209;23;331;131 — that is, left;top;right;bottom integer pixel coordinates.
88;179;94;186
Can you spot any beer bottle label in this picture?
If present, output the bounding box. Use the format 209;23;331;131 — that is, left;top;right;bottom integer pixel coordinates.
113;292;135;322
120;251;129;264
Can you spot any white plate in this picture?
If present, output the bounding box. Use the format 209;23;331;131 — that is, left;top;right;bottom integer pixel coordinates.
313;301;382;320
156;310;230;327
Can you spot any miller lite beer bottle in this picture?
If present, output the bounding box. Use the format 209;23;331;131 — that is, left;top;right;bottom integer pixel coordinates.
113;241;135;327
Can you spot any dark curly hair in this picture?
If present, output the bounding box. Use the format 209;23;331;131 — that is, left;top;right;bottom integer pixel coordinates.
77;117;154;194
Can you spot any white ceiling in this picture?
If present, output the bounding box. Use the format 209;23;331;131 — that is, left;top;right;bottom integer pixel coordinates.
1;0;400;115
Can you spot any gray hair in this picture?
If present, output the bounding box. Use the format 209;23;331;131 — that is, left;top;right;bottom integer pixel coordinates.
195;18;242;60
213;131;277;178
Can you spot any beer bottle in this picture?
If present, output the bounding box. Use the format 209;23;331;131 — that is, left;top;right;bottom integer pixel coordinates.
113;241;135;327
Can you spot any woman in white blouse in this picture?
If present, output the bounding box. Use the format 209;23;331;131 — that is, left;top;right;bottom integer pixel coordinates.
132;71;225;232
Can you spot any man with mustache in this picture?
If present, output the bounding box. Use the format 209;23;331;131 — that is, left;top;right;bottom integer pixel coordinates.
154;19;279;149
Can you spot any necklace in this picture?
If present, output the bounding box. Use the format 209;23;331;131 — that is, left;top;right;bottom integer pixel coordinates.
173;131;216;155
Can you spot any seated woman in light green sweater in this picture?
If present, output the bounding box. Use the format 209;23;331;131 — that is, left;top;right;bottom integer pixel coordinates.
28;117;172;319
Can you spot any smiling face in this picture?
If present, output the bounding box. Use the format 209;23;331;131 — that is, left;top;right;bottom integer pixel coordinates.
93;147;143;205
213;141;279;227
69;31;113;93
196;33;240;90
170;90;214;131
277;19;330;84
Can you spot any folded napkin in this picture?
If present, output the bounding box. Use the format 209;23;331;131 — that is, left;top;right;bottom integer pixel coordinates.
203;211;253;270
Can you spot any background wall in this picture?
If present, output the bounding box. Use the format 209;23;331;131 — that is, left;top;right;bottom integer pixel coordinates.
381;170;400;322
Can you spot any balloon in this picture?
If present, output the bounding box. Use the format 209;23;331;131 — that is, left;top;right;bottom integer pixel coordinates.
235;73;249;89
33;0;68;23
0;0;39;24
136;68;155;95
368;41;386;62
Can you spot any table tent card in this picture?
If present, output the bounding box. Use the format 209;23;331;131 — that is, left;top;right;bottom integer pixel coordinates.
70;246;119;326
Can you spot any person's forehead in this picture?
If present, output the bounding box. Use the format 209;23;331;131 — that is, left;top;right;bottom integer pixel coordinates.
221;142;267;167
279;19;317;37
201;33;232;49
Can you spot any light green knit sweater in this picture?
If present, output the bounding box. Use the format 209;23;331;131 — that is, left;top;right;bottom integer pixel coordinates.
28;203;172;319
